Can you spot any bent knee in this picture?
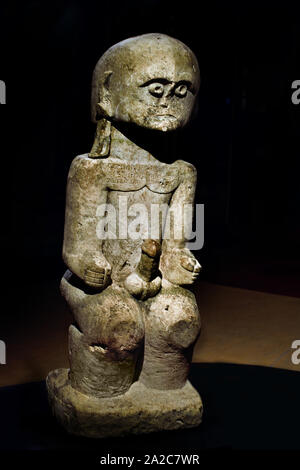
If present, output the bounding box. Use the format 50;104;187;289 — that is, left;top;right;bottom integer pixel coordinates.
147;289;201;349
86;286;145;356
101;314;145;355
60;275;145;353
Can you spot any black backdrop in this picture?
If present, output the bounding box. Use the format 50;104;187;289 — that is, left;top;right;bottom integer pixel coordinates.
0;0;299;296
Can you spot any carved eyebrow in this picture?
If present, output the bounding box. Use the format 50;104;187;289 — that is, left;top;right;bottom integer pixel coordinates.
140;78;195;93
175;80;193;88
140;78;172;87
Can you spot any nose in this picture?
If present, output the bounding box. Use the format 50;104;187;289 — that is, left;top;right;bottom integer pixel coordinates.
158;83;175;108
159;98;168;108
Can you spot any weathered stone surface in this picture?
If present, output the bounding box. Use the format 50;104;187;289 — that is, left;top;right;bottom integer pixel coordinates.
47;32;203;438
47;368;203;438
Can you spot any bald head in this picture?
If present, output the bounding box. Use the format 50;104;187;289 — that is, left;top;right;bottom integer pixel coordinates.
91;33;200;132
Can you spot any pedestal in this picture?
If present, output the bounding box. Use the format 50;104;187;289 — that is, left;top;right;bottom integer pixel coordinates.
46;368;203;438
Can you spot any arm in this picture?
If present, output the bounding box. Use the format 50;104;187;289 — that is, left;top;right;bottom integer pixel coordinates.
159;161;201;285
62;155;111;288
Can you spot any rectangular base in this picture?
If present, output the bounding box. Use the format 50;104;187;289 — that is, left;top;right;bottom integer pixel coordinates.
46;368;203;438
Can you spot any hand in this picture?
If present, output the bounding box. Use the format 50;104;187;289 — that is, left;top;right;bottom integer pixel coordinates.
83;255;111;290
160;247;201;286
180;253;201;282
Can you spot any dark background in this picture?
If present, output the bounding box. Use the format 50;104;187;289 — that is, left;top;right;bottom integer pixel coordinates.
0;0;299;298
0;1;299;458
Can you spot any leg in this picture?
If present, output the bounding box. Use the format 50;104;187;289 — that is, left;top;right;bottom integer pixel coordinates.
60;269;145;398
46;273;202;437
140;284;201;390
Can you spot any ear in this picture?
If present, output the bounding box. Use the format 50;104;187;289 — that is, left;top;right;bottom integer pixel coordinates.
89;118;111;158
96;70;113;119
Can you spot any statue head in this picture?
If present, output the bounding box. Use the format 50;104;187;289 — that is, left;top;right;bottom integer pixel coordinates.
91;33;200;134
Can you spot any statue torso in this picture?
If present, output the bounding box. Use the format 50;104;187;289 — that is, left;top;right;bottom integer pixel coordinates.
98;156;181;282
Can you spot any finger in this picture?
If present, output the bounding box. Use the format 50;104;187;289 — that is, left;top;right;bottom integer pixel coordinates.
85;280;105;287
85;272;105;279
85;275;105;284
193;263;202;273
86;281;104;288
86;267;105;275
85;274;105;282
180;257;195;272
85;274;105;283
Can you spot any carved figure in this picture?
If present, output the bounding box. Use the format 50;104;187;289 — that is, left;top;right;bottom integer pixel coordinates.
47;33;203;438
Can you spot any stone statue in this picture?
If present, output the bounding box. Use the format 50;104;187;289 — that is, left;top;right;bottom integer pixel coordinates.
47;33;203;438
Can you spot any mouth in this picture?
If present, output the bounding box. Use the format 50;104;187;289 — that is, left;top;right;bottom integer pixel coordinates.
154;114;177;121
149;115;178;132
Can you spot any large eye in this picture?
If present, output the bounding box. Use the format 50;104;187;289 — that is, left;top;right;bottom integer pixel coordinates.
175;83;188;97
148;82;165;98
